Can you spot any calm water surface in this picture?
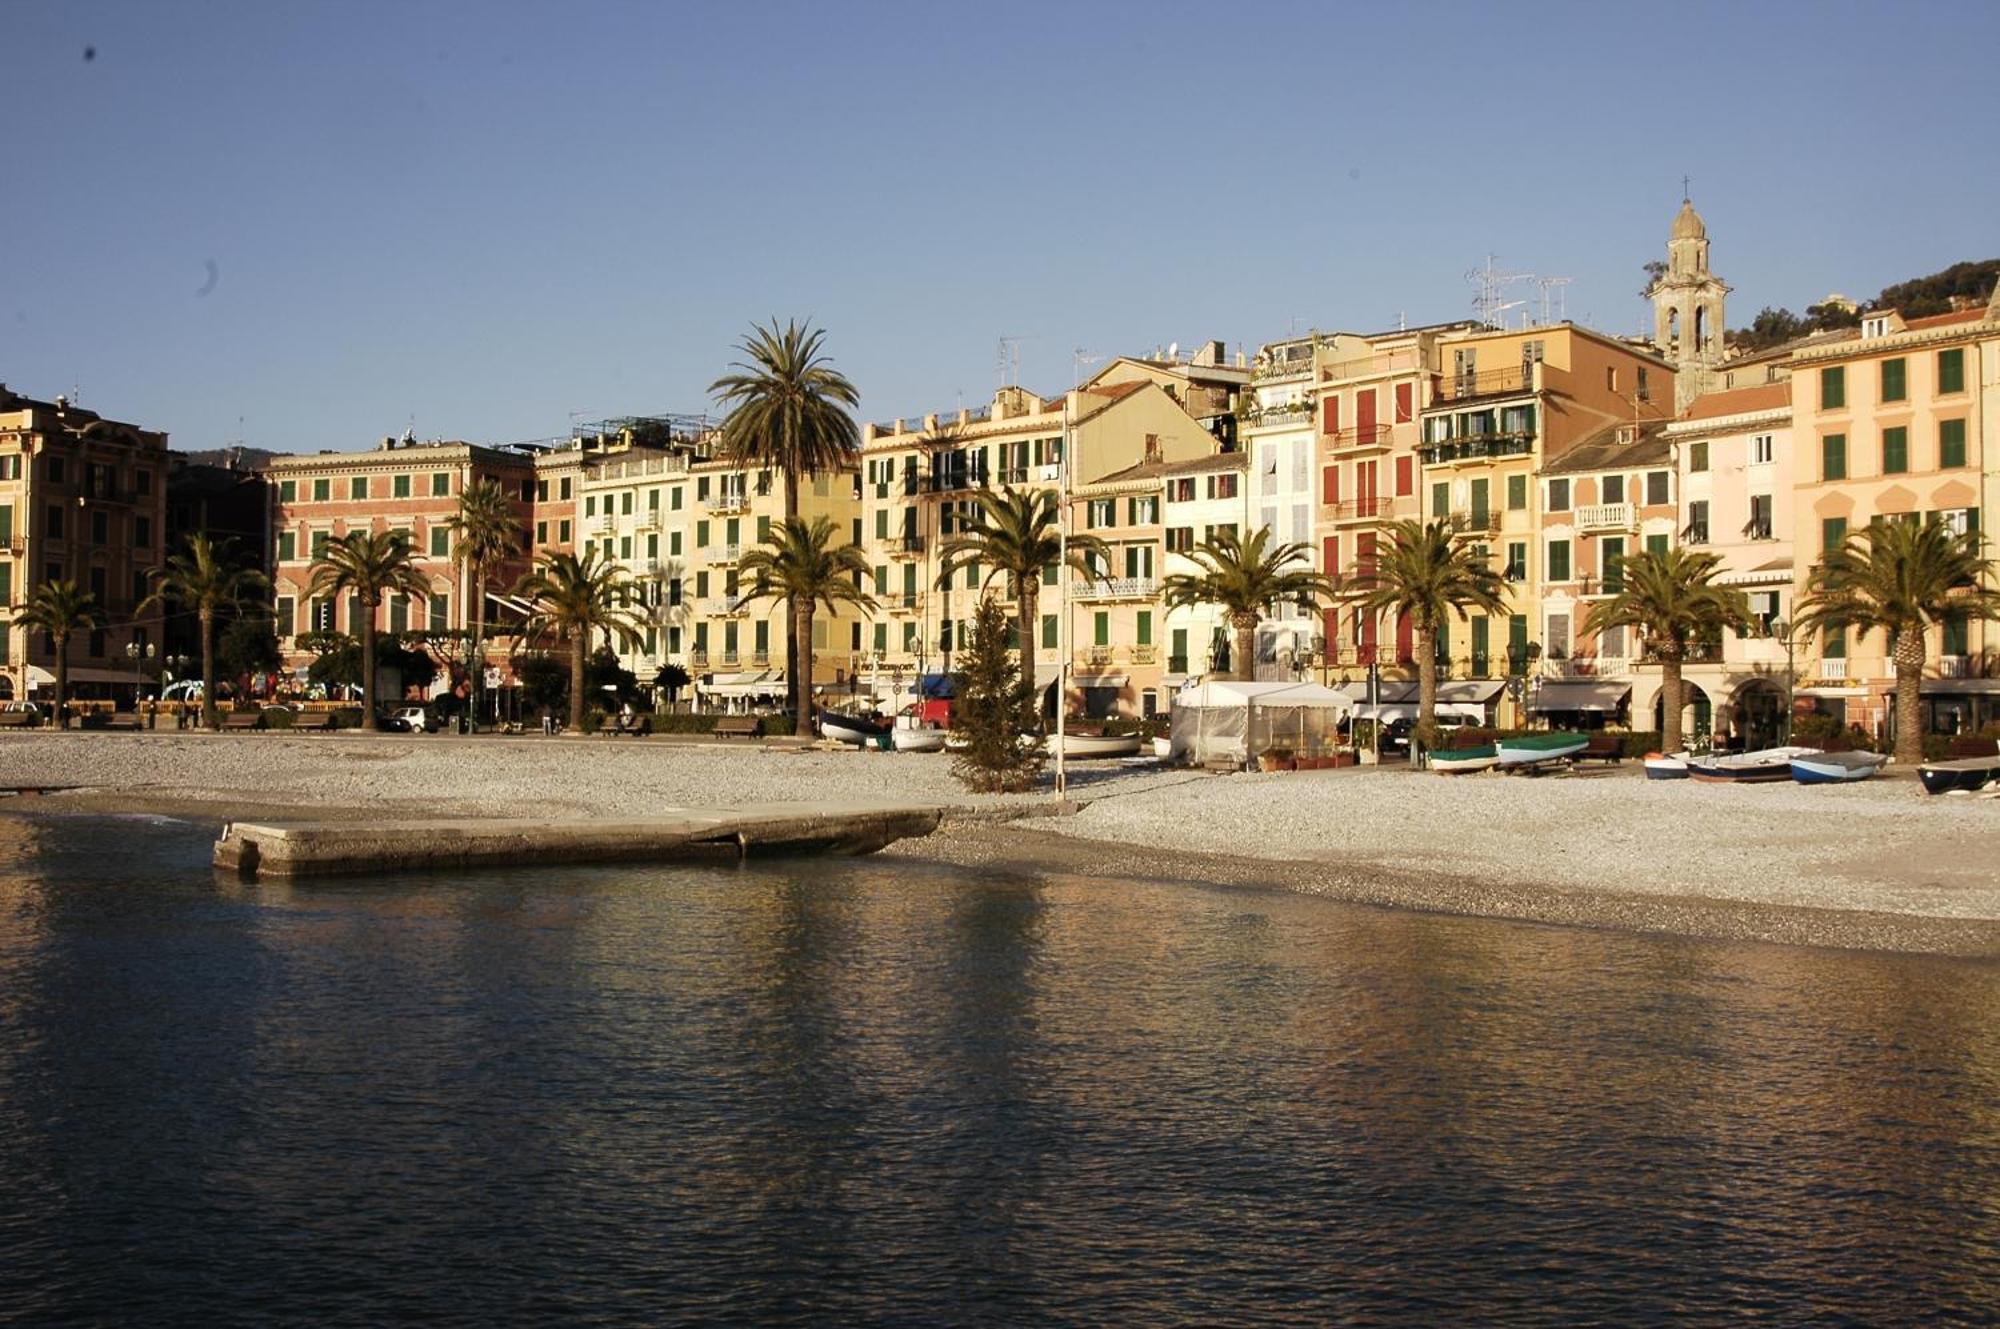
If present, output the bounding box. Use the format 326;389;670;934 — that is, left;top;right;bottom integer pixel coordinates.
1;813;1997;1326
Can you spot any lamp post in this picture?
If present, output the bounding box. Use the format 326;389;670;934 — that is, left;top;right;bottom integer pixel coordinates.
1772;617;1798;743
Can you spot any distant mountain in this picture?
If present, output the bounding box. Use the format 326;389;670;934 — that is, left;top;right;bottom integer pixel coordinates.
175;445;279;471
1728;258;1998;353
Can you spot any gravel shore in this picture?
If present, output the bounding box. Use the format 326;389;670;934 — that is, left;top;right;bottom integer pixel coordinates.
6;731;1999;951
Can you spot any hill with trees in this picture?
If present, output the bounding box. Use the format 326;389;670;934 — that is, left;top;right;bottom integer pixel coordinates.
1722;258;1998;353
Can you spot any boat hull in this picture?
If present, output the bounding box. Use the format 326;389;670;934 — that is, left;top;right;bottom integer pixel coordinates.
1790;752;1885;784
1643;753;1689;780
891;727;947;753
1687;747;1822;784
1918;758;2000;795
1430;743;1498;774
1494;733;1589;767
818;714;890;745
1045;733;1144;759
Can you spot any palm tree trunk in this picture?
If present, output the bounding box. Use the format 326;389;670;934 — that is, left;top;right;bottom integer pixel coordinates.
53;633;70;730
1659;654;1684;754
1017;577;1040;714
469;555;485;729
570;633;588;733
794;600;814;738
1231;611;1260;684
359;600;379;731
1415;621;1437;753
199;606;219;730
783;467;800;712
1893;628;1925;765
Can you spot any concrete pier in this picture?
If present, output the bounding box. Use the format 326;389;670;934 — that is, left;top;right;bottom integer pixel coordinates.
213;802;945;879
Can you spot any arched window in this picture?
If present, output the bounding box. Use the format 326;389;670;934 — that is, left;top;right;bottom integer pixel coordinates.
1666;307;1681;353
1693;306;1709;355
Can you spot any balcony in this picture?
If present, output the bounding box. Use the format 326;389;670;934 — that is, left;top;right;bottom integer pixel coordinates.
720;650;741;668
638;508;663;532
1130;644;1158;665
1819;658;1849;681
928;468;987;494
1076;576;1157;601
1327;496;1408;522
1167;654;1192;674
1938;655;1970;678
1432;365;1535;403
1576;503;1635;532
689;649;709;668
711;543;743;564
888;592;925;616
701;598;748;618
1078;646;1115;668
1323;424;1393;452
705;491;750;514
1449;509;1499;534
1541;656;1631;679
888;534;926;559
1242;403;1313;432
643;558;664;576
751;650;770;668
997;466;1029;486
595;512;616;534
1417;433;1533;466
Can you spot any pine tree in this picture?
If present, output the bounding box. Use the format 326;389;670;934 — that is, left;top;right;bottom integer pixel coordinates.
950;597;1046;793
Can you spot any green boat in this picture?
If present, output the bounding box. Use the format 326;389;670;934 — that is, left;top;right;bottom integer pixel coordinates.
1429;742;1499;774
1494;732;1590;767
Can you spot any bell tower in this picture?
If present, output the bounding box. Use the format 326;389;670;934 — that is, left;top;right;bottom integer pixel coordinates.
1650;194;1730;409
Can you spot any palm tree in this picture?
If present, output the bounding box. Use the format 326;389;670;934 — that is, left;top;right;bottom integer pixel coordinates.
1582;546;1748;754
15;580;105;730
446;478;526;727
1163;526;1335;685
1344;519;1510;744
513;550;646;732
708;318;861;523
739;517;876;736
937;486;1110;709
1797;516;2000;765
308;530;429;730
141;535;271;729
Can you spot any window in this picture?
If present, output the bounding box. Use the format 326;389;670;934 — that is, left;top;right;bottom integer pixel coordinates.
46;504;64;539
1880;357;1906;403
1605;367;1618;393
1822;516;1847;552
1687;501;1709;544
1823;627;1845;660
1636;366;1650;403
1939;347;1966;395
1086;499;1115;529
90;510;109;544
1547;478;1570;512
1594;475;1621;506
1882;426;1908;474
312;478;331;502
311;530;330;559
1751;434;1774;465
1822;434;1846;481
1820;366;1845;410
1042;614;1057;649
1208;473;1238;500
430;528;448;557
277;531;296;562
1397;456;1415;497
1940;419;1968;469
1601;537;1625;591
1430;482;1448;520
1166;527;1194;553
559;478;572;500
558;520;571;542
670;487;683;511
696;520;710;547
351;476;369;500
280;479;298;503
1093;612;1109;647
1943;612;1970;659
46;457;65;484
622;491;634;516
1688;441;1708;473
1646;533;1669;557
619;536;632;559
1749;494;1774;541
1547;539;1571;582
432;472;450;496
1646;471;1669;506
1506;474;1526;511
1504;541;1527;580
393;474;411;499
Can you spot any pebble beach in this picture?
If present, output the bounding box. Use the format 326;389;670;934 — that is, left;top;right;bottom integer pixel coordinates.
5;730;1998;952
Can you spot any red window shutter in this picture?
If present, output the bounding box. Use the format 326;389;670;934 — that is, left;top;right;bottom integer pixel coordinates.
1396;612;1414;664
1356;389;1377;438
1323;534;1340;577
1321;394;1340;436
1360;609;1378;653
1394;382;1413;423
1357;529;1376;575
1322;465;1340;506
1395;456;1413;496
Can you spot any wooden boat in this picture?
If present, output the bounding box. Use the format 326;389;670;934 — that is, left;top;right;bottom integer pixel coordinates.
891;724;947;753
1685;746;1822;784
1494;732;1589;767
1430;743;1498;774
818;711;892;745
1917;756;2000;796
1643;752;1690;780
1790;750;1887;784
1044;731;1143;759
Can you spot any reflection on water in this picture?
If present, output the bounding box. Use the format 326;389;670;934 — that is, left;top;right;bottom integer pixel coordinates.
1;813;1997;1325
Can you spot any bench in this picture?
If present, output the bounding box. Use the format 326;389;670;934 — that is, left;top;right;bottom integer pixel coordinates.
606;713;647;737
1949;736;2000;759
1581;732;1624;764
714;716;761;740
294;712;336;731
224;712;264;730
106;713;143;731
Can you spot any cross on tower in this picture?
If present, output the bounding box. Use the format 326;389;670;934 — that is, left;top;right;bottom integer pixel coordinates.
1682;174;1691;202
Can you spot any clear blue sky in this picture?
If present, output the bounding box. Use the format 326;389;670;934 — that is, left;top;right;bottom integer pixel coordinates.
6;0;1996;454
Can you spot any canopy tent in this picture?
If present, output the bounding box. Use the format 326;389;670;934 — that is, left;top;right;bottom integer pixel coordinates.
1171;680;1353;765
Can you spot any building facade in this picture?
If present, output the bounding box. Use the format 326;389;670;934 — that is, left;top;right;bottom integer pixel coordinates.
0;385;170;704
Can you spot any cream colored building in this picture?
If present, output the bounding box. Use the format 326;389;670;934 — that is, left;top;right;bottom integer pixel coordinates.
1241;336;1321;677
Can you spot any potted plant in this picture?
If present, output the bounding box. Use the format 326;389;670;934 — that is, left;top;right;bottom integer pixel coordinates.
1258;746;1295;773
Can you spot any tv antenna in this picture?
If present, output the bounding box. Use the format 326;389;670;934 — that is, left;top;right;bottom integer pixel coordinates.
1537;276;1574;325
1466;255;1536;330
996;335;1027;387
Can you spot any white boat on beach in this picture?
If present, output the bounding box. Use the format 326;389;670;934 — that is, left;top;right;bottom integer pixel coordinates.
1044;732;1143;759
1643;752;1690;780
818;711;891;746
891;723;947;753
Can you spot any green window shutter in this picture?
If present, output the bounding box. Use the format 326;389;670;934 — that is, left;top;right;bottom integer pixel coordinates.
277;531;295;562
1508;613;1528;658
1943;612;1969;657
1881;357;1906;403
1939;347;1966;394
1471;616;1489;672
279;479;297;502
0;563;11;605
1043;563;1057;586
697;520;710;547
875;509;888;539
1137;611;1152;646
1689;441;1708;473
1824;627;1845;659
1646;533;1669;557
1470;478;1489;521
1822;434;1846;481
902;563;916;595
1882;426;1908;474
757;516;771;542
1507;474;1526;510
1602;537;1625;591
671;487;683;511
1042;614;1057;649
669;532;682;556
394;474;411;498
756;620;769;652
433;472;450;496
646;533;658;557
873;622;887;651
621;491;633;515
696;571;709;597
1431;481;1448;519
1940;418;1967;469
1548;540;1570;582
1093;612;1109;647
1434;618;1449;663
726;518;740;545
619;536;632;559
873;565;886;594
1822;517;1847;552
965;560;980;590
1820;366;1845;410
430;528;448;557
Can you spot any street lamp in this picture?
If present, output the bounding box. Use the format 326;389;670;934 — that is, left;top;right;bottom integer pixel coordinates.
1771;618;1799;743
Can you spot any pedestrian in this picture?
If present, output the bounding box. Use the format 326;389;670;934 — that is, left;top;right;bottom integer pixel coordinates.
540;705;554;737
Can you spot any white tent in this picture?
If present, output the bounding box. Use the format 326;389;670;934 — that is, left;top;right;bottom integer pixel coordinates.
1171;680;1353;765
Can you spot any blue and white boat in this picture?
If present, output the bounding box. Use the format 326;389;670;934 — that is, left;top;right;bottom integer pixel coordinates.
1790;750;1887;785
1643;752;1690;780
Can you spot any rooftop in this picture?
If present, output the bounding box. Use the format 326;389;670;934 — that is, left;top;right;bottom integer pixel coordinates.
1679;381;1790;423
1086;449;1245;486
1540;420;1673;476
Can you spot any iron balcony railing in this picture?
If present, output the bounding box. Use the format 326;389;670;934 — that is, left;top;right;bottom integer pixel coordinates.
1432;365;1535;403
1418;433;1534;465
890;534;926;558
1450;509;1500;533
1322;424;1392;449
1076;576;1157;601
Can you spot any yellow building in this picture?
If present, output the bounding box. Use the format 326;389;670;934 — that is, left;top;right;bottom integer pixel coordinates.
1790;293;2000;739
0;385;171;706
1416;323;1676;721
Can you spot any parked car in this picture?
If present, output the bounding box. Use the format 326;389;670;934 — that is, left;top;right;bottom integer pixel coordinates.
1382;714;1475;755
0;700;48;727
384;706;437;734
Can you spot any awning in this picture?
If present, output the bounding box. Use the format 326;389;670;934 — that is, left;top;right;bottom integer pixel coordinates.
1798;686;1869;698
1354;702;1487;723
699;670;787;697
22;666;55;689
1921;678;2000;695
67;667;156;685
1716;559;1794;587
1073;673;1129;689
1438;679;1505;704
1529;681;1632;712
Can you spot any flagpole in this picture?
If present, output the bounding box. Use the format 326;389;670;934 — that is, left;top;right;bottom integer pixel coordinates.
1055;389;1069;798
